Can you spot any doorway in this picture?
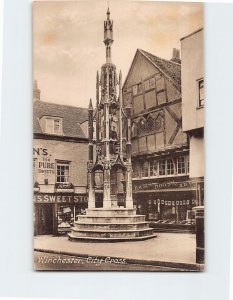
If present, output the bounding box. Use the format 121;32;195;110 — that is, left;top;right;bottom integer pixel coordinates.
36;204;54;235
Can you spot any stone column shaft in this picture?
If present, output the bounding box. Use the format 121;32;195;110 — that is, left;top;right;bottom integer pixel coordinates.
125;164;133;208
119;71;123;159
88;171;95;209
103;167;111;208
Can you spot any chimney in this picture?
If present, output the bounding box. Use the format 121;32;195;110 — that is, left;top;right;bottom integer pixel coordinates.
170;48;181;64
33;80;41;100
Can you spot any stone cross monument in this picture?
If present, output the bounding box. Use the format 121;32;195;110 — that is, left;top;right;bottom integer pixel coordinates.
68;8;156;242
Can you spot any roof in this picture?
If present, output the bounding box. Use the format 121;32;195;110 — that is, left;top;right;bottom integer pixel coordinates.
180;28;203;41
34;100;88;139
138;49;181;89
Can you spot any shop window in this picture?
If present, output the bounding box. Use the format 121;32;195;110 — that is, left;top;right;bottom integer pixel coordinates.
46;118;62;135
198;79;204;107
177;156;186;174
56;162;70;183
158;159;166;176
58;205;86;233
149;160;158;177
141;161;149;178
167;158;176;175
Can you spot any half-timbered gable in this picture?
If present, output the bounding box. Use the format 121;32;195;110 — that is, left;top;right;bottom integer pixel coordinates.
123;49;187;156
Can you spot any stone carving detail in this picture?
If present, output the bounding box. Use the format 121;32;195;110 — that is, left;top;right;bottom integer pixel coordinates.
87;162;94;173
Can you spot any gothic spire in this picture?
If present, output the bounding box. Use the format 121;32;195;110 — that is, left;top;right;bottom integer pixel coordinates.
88;98;93;110
104;7;114;63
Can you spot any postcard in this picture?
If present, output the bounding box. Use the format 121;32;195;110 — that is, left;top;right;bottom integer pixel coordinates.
33;1;204;271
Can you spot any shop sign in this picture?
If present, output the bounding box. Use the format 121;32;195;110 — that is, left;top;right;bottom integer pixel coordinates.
34;147;55;175
147;199;198;206
133;179;195;191
34;194;88;204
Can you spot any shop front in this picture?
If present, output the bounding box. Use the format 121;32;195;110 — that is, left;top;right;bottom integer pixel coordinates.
132;176;198;223
34;193;88;235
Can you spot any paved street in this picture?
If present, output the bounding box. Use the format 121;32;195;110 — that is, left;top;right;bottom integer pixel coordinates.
34;233;202;271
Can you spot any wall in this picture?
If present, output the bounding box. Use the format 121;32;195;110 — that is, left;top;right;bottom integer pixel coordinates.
33;138;88;193
189;134;204;178
181;29;204;132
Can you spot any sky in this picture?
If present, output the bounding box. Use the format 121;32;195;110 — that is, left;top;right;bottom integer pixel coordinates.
33;1;203;108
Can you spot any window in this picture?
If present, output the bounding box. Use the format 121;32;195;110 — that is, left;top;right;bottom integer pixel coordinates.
56;162;70;183
158;159;166;176
177;156;186;174
46;118;62;135
141;161;149;178
138;118;146;135
133;83;143;96
198;79;204;107
146;117;155;132
186;155;190;174
134;156;189;179
132;163;140;178
167;158;175;175
144;80;150;91
149;160;158;177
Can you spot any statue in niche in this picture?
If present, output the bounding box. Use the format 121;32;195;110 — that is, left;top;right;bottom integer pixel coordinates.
110;109;118;140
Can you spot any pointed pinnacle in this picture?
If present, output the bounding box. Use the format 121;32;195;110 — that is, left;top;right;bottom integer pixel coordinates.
88;98;93;110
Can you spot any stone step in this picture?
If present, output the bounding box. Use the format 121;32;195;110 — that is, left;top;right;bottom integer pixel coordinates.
71;227;153;233
77;215;145;223
68;232;157;242
86;208;136;217
74;222;149;231
70;228;155;239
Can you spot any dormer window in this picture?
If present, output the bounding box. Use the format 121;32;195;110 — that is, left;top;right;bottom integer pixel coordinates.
46;118;62;135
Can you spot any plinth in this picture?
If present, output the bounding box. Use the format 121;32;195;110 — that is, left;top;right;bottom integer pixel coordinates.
68;208;156;242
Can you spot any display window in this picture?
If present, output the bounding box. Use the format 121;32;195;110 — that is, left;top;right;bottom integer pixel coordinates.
57;205;86;234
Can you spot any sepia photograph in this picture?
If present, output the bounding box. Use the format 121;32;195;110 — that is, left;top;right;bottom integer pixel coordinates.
33;0;204;271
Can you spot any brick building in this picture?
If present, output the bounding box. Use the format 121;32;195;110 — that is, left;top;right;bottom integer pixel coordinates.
122;49;197;223
33;81;89;235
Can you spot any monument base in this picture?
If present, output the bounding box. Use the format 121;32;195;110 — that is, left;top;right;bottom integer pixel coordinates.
68;208;157;242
